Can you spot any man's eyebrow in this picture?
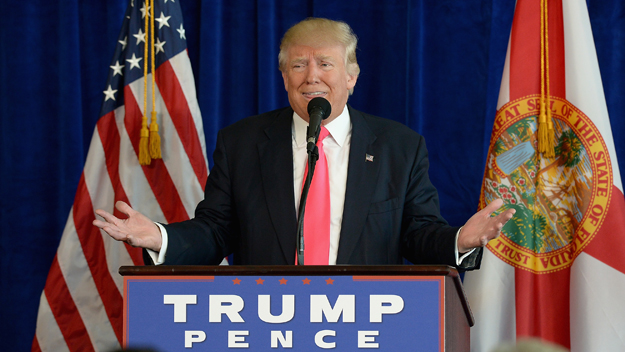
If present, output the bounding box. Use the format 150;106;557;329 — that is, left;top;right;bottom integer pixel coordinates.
316;54;335;62
290;57;308;64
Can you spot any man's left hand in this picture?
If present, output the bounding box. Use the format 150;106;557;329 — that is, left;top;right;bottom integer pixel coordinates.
458;198;516;253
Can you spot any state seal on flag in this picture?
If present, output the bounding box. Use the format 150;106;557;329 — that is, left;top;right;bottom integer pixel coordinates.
481;94;613;274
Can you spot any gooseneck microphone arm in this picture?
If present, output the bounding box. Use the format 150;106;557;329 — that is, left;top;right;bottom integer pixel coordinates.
296;143;318;265
295;97;331;265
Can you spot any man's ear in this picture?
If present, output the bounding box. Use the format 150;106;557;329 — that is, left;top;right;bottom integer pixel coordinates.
282;71;289;91
347;73;358;91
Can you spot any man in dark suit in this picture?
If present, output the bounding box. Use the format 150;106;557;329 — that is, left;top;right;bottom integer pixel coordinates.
94;18;515;269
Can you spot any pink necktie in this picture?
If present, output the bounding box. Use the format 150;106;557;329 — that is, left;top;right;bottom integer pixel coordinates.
302;126;331;265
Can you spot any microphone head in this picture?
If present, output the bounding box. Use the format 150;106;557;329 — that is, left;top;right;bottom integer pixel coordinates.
307;97;332;120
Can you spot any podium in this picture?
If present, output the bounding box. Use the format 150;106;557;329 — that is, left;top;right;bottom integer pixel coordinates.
120;265;473;351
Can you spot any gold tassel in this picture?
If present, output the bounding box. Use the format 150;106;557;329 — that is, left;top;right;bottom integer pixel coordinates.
149;110;161;159
147;0;161;160
538;98;549;154
140;0;151;165
139;0;162;164
545;105;555;158
539;0;555;158
544;0;555;158
139;115;151;165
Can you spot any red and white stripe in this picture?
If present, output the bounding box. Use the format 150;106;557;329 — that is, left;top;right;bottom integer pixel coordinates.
32;50;208;352
464;0;625;351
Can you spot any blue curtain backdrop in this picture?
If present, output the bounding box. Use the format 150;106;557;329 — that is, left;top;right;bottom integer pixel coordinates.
1;1;623;350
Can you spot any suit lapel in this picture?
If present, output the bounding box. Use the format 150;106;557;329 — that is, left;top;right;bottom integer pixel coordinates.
258;108;298;263
336;107;380;263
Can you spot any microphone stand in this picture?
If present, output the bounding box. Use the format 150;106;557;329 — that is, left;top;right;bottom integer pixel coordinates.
296;126;321;265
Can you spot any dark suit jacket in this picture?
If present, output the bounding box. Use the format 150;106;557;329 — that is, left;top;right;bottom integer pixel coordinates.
150;105;482;269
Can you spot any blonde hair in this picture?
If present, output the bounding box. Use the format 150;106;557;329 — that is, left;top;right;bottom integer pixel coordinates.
278;18;360;83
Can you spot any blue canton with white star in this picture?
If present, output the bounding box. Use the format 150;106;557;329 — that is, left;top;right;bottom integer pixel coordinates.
100;0;187;117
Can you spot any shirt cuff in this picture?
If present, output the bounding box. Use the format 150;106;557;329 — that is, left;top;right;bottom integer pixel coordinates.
146;222;168;265
455;226;475;265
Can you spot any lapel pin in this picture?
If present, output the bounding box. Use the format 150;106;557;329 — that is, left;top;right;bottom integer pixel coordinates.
365;154;374;162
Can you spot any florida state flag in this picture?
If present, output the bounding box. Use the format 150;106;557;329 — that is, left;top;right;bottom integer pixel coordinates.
464;0;625;350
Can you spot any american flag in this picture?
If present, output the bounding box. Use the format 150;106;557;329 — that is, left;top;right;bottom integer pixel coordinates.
32;0;208;350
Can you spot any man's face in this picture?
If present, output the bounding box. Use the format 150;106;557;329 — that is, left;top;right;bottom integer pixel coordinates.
282;44;357;124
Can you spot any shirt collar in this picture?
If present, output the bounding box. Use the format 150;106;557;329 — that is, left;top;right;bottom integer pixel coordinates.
292;105;351;147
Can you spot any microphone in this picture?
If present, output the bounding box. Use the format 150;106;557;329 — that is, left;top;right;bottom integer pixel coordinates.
306;97;331;152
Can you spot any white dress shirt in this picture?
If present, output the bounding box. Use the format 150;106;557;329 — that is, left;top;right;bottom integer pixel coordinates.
292;105;352;264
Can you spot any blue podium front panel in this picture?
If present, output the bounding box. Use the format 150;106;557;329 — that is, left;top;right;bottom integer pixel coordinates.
124;275;444;351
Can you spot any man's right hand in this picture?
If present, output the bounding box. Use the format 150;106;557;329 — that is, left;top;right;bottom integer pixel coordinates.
93;201;162;252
